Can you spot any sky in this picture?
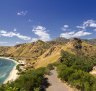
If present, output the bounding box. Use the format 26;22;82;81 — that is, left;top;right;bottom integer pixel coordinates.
0;0;96;46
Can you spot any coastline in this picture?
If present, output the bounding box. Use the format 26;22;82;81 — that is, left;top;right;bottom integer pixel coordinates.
0;57;19;84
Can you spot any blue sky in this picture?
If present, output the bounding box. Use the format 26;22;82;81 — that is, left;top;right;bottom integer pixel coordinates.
0;0;96;46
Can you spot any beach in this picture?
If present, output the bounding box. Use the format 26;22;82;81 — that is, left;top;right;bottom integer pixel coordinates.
0;57;19;84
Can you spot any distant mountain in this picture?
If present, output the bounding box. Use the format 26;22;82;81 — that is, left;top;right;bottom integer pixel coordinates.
86;39;96;45
53;37;69;43
49;37;69;45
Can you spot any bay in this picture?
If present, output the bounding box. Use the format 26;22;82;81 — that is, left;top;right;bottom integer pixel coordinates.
0;58;15;84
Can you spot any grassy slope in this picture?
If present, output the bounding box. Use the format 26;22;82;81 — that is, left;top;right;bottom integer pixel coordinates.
35;45;62;68
35;39;96;68
0;40;50;59
0;38;96;68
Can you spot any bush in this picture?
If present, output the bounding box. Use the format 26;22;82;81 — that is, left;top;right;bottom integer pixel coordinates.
56;51;96;91
16;64;22;72
0;67;47;91
47;64;54;70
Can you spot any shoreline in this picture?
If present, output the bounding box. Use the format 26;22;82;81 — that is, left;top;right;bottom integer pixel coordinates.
0;57;19;84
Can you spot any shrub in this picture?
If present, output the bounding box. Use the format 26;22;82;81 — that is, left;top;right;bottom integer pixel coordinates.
56;51;96;91
47;64;54;70
0;67;47;91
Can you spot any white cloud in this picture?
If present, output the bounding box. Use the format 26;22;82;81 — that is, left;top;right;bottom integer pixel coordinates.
76;26;85;30
63;25;69;28
16;42;20;44
0;30;31;40
32;26;51;41
60;31;92;39
31;38;38;42
83;20;96;28
0;41;8;44
17;11;28;16
77;19;96;31
61;25;69;31
0;30;7;34
60;19;96;39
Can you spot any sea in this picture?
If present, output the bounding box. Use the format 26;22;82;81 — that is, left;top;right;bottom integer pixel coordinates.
0;58;15;84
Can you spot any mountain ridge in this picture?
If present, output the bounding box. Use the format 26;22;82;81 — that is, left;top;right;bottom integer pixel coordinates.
0;37;96;68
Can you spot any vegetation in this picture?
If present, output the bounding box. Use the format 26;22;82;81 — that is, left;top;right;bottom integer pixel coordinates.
47;64;54;70
1;38;96;91
57;50;96;91
0;67;49;91
16;64;22;72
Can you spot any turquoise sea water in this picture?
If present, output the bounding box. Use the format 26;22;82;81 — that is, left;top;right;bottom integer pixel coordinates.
0;58;15;84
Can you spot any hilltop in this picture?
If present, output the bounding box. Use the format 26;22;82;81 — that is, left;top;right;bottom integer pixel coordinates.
0;37;96;68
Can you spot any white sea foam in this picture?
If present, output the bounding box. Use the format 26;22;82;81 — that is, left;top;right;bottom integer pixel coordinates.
0;73;7;78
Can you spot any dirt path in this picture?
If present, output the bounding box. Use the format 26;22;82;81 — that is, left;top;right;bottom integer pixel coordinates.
46;69;74;91
90;70;96;75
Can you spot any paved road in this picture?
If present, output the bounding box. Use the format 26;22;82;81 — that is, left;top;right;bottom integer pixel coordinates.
46;69;74;91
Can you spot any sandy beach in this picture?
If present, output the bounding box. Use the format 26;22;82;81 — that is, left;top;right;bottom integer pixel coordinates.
0;57;19;84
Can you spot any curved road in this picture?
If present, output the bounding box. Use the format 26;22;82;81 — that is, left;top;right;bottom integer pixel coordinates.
46;69;74;91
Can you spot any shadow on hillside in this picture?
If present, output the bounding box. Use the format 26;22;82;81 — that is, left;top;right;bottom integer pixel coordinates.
40;77;50;91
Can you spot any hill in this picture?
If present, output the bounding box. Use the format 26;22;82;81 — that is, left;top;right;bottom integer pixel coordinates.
0;38;96;68
0;40;50;60
86;39;96;45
